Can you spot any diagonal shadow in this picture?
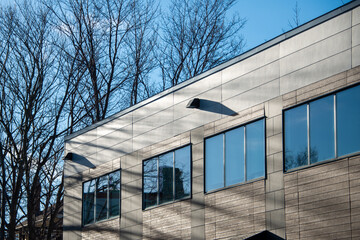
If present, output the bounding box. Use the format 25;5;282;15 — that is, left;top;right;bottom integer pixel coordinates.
197;99;238;116
70;153;96;169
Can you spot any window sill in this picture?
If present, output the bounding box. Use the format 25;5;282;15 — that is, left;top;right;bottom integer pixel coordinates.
284;151;360;174
82;215;120;228
204;176;266;195
142;195;192;211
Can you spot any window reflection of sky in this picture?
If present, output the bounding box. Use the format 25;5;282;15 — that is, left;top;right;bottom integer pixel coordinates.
225;127;244;186
246;120;265;180
284;105;308;171
205;134;224;192
337;85;360;156
205;119;265;192
285;84;360;171
310;96;334;163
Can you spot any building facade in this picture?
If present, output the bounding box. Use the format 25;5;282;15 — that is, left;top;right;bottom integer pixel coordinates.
63;1;360;239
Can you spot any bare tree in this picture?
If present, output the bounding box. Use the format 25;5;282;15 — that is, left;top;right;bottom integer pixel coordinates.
125;0;159;106
0;137;11;240
0;0;160;237
159;0;246;88
0;2;71;239
50;0;136;124
288;1;301;29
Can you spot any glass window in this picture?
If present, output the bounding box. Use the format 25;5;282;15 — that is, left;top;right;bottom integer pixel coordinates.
246;120;265;180
143;145;191;209
83;180;95;225
82;170;121;225
175;146;191;199
284;84;360;171
96;176;108;221
205;134;224;192
109;171;121;217
225;127;244;186
337;85;360;156
143;158;158;209
159;152;174;204
284;105;308;171
309;96;335;163
205;118;265;192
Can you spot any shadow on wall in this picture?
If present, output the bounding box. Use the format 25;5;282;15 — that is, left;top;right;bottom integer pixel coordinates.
65;164;353;240
62;117;357;239
195;99;238;116
65;153;96;169
63;186;267;239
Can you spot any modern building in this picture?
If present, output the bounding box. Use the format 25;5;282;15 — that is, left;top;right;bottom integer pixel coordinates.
63;1;360;239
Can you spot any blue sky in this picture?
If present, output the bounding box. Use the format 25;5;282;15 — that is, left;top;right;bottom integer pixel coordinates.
1;0;351;51
233;0;352;51
158;0;352;51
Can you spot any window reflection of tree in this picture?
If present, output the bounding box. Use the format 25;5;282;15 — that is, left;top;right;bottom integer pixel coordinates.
285;147;318;171
143;159;158;207
109;173;121;217
158;166;188;200
143;147;191;208
175;162;190;199
83;180;95;224
83;171;121;224
159;166;173;203
175;146;191;198
96;176;108;221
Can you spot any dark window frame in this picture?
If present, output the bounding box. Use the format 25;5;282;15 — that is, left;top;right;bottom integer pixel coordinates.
283;83;360;172
204;117;267;194
142;144;192;210
82;169;121;226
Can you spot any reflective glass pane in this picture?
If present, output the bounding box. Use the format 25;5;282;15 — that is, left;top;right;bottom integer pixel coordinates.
143;158;158;208
96;175;108;221
205;134;224;192
109;171;121;217
337;85;360;156
246;119;265;180
159;152;174;204
175;146;191;199
284;105;308;171
83;180;95;225
225;127;245;186
309;96;335;163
